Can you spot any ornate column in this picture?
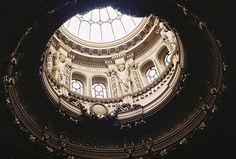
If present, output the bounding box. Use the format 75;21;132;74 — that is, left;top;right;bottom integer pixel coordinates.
105;63;119;98
63;65;73;96
109;74;119;98
130;63;143;92
46;52;53;72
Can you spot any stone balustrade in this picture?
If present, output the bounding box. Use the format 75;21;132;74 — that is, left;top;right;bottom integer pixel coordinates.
42;54;179;121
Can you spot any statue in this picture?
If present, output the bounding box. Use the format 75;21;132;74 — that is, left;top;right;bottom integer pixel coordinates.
159;22;177;53
112;62;132;95
166;30;177;52
159;22;168;38
52;52;70;84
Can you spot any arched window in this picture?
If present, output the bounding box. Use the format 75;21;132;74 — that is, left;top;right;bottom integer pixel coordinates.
164;52;171;65
146;66;159;83
141;60;160;86
92;83;107;98
157;46;171;68
71;73;86;95
71;79;83;94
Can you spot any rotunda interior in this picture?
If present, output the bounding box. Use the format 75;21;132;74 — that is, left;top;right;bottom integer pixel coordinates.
0;0;235;159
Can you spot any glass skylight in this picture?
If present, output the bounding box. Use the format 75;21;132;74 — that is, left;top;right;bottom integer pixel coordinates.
63;6;143;43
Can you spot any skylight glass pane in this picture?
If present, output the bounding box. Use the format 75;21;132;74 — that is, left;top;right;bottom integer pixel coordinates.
79;21;90;41
92;9;100;22
64;20;69;28
132;17;143;26
112;20;126;39
107;6;118;19
91;24;102;42
121;15;136;34
62;6;143;43
67;17;80;35
101;23;114;42
83;12;91;21
100;8;109;22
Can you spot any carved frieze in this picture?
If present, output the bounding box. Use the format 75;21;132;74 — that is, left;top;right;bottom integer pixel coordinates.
131;70;143;90
111;75;119;97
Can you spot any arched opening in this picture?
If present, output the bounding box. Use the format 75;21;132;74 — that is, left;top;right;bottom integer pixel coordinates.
91;76;108;98
146;66;159;83
71;73;86;95
140;60;159;86
71;79;83;94
157;46;171;68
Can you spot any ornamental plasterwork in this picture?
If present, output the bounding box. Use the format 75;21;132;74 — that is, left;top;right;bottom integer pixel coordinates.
131;70;143;90
110;75;119;97
54;14;157;57
42;10;183;122
52;24;163;68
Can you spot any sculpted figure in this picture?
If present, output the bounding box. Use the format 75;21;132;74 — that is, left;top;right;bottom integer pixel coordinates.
52;52;70;84
166;30;177;52
159;22;177;52
112;63;132;95
159;22;167;37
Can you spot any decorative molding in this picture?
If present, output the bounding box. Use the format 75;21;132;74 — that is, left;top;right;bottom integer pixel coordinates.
131;70;143;90
2;3;224;158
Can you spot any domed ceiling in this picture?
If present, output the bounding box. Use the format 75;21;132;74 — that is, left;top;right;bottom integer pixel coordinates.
0;0;234;159
63;6;143;43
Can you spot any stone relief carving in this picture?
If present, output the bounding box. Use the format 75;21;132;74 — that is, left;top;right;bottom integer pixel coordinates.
159;22;177;53
46;52;53;71
160;148;167;156
179;137;187;145
132;70;142;90
111;76;118;97
51;51;70;85
129;62;142;91
65;65;73;87
112;62;132;95
106;69;119;97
